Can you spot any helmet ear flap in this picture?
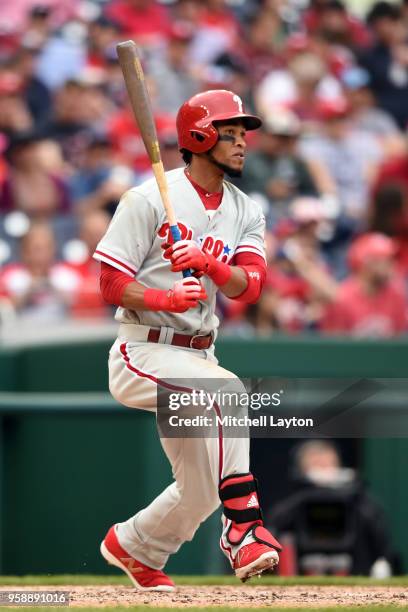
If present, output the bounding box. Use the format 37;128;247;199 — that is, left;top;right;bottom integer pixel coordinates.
191;131;206;143
188;124;219;152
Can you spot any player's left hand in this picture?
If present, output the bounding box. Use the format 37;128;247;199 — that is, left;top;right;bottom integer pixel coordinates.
165;240;210;278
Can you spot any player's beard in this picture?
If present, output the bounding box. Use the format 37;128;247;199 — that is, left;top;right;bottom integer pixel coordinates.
206;151;243;178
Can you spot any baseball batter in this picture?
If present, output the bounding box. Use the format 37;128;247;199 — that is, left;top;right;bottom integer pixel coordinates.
95;90;282;591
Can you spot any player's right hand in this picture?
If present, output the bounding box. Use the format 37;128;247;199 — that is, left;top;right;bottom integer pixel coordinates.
168;278;207;313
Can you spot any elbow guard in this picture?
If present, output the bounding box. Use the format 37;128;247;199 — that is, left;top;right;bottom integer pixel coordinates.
100;262;134;307
232;265;265;304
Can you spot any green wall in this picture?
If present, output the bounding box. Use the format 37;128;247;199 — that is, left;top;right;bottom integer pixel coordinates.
0;397;223;576
2;336;408;393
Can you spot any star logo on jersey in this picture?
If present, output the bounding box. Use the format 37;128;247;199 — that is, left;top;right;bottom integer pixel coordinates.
199;235;233;263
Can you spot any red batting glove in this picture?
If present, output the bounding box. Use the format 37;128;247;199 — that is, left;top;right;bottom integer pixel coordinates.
165;240;232;286
144;278;207;313
165;240;209;278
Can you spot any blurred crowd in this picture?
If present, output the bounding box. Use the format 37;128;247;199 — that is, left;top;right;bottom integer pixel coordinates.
1;0;408;337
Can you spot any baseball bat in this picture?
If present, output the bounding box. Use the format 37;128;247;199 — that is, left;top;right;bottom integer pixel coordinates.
116;40;192;278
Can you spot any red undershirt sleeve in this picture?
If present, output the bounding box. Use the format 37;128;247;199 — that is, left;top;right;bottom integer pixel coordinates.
100;261;135;307
100;253;267;308
230;252;267;303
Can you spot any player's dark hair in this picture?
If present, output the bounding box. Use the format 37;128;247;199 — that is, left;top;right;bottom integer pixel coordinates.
180;148;193;164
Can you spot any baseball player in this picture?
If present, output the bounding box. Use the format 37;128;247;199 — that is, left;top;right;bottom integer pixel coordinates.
95;90;282;591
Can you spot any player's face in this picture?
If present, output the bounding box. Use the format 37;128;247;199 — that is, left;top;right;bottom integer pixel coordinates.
208;121;247;178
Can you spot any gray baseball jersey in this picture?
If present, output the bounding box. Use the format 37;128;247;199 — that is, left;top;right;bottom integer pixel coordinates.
93;167;265;334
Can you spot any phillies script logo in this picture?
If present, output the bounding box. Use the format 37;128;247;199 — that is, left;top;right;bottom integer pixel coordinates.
158;222;193;259
158;222;231;263
199;235;231;263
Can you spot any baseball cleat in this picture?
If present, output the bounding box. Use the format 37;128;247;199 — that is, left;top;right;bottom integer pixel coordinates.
100;525;176;592
233;543;279;582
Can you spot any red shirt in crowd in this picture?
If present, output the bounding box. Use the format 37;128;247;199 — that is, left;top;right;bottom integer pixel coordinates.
105;0;171;44
108;110;174;173
198;6;240;47
69;257;110;318
320;277;408;337
372;155;408;272
302;8;371;48
374;155;408;203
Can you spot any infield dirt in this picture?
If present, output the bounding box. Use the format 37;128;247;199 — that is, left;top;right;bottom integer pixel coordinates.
1;585;407;608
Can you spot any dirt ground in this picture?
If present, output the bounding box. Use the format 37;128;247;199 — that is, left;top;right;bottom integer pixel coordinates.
2;585;407;608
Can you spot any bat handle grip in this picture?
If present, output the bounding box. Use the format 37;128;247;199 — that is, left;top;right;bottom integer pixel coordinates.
169;224;193;278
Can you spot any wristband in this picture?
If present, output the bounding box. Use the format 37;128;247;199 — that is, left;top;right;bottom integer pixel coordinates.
143;288;170;311
206;253;232;286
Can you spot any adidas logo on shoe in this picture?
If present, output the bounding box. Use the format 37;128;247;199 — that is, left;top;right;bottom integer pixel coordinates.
246;494;258;508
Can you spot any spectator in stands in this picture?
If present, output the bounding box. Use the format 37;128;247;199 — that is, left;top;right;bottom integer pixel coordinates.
189;0;240;66
0;0;77;34
223;198;337;335
0;222;80;322
267;197;337;331
359;1;408;129
69;134;134;216
86;16;122;71
220;283;280;338
23;5;54;49
267;440;396;576
299;98;382;219
238;109;327;228
283;31;353;83
255;51;342;121
211;52;255;113
0;131;70;218
108;96;172;173
171;0;202;28
159;117;183;171
68;210;112;318
241;8;286;85
371;152;408;272
102;45;129;109
148;22;198;114
105;0;171;48
34;14;86;91
303;0;371;50
373;148;408;219
43;80;94;165
341;65;405;156
321;233;408;337
0;72;33;135
5;44;51;128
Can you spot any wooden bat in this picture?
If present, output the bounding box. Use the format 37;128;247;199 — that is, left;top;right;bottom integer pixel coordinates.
116;40;191;277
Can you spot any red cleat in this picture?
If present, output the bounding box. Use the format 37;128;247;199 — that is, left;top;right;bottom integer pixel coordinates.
100;525;176;592
233;542;279;582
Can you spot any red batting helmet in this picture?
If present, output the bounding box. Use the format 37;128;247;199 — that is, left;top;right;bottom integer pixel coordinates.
176;89;262;154
348;233;396;272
